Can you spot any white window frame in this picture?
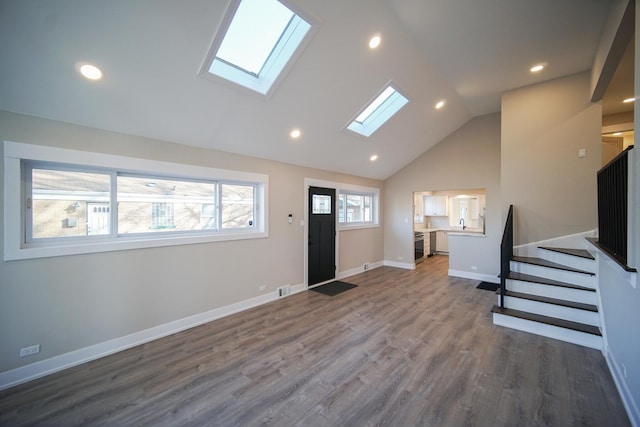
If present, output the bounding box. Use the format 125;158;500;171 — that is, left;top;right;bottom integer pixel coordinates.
338;187;379;229
3;141;269;260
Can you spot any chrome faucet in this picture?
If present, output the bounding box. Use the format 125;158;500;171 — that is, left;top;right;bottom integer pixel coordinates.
459;218;466;230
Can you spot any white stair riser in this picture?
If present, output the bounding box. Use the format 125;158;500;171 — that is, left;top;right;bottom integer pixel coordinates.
537;251;596;272
499;295;600;326
492;313;603;350
507;280;597;305
510;262;595;288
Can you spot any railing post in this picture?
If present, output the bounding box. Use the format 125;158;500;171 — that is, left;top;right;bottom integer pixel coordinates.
500;205;514;309
627;147;637;267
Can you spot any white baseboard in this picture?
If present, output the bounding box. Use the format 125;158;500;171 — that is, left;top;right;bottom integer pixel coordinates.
338;261;383;280
383;260;415;270
448;269;498;283
605;348;640;427
0;283;304;391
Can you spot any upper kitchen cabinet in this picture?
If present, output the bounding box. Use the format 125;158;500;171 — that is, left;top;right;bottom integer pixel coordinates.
414;192;424;223
424;195;448;216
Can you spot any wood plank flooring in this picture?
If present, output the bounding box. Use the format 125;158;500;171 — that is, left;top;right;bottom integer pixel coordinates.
0;255;630;426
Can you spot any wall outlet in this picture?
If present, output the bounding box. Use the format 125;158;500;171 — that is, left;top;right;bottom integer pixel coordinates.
471;265;478;270
20;344;40;357
363;262;370;271
578;148;586;158
259;285;267;292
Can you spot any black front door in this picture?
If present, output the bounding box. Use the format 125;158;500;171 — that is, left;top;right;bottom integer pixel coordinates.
308;186;336;286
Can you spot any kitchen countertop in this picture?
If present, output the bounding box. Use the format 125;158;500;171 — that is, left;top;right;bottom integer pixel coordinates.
415;227;485;237
415;228;439;233
448;230;486;237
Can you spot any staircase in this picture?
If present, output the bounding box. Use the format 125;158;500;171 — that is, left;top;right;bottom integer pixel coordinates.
492;245;603;350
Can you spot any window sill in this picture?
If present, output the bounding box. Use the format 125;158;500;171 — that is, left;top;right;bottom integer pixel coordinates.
338;223;380;231
8;230;268;261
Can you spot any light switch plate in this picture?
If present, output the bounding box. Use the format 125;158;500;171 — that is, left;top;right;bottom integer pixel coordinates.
578;148;586;158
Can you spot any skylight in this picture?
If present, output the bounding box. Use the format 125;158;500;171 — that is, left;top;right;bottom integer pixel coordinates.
347;85;409;137
202;0;313;95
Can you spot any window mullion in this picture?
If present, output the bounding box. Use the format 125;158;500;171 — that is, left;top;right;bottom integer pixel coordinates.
217;182;222;231
253;184;258;229
111;172;118;237
24;162;34;243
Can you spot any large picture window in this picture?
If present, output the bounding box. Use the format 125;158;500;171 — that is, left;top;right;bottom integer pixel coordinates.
4;142;268;260
28;167;111;240
116;175;218;234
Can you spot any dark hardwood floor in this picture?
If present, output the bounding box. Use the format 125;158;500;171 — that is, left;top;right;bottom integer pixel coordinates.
0;255;630;426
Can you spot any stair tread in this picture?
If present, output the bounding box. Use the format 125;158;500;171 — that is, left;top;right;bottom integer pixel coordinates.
512;256;595;275
491;306;602;336
539;246;595;260
506;271;596;292
502;290;598;312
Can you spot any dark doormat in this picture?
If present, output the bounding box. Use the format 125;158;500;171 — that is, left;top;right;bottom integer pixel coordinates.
476;281;500;291
310;281;358;296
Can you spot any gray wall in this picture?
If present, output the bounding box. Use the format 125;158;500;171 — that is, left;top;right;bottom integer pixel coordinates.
0;110;383;373
501;72;601;246
598;255;640;424
595;6;640;423
383;113;501;278
590;0;633;100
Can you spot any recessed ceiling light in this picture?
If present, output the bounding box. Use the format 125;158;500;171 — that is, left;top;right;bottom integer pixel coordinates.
435;100;446;109
530;64;545;73
79;64;103;80
369;34;381;49
290;129;301;139
613;132;622;136
370;154;378;162
623;97;635;103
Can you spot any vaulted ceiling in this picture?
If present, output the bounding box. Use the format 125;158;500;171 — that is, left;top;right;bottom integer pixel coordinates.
0;0;614;179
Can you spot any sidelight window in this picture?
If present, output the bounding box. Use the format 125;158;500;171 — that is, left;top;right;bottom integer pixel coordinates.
338;190;377;227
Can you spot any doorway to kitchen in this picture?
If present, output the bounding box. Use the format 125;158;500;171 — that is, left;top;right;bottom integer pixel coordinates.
413;189;486;267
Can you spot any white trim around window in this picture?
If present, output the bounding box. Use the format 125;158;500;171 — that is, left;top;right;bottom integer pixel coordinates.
304;178;380;231
3;141;269;261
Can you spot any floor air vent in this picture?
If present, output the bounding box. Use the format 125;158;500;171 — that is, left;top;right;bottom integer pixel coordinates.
278;285;291;297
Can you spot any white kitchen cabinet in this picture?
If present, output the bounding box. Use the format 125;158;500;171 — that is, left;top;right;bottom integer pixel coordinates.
470;198;479;219
436;230;449;253
414;193;424;223
424;195;448;216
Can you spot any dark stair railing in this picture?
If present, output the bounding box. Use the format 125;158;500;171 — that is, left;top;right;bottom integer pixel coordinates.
597;146;634;267
500;205;514;308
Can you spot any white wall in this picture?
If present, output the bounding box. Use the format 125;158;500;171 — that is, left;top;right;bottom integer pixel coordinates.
597;252;640;426
594;6;640;424
501;72;602;245
383;113;501;278
0;110;383;376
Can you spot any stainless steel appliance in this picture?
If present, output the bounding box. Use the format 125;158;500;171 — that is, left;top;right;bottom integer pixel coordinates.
414;231;425;263
429;231;437;256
